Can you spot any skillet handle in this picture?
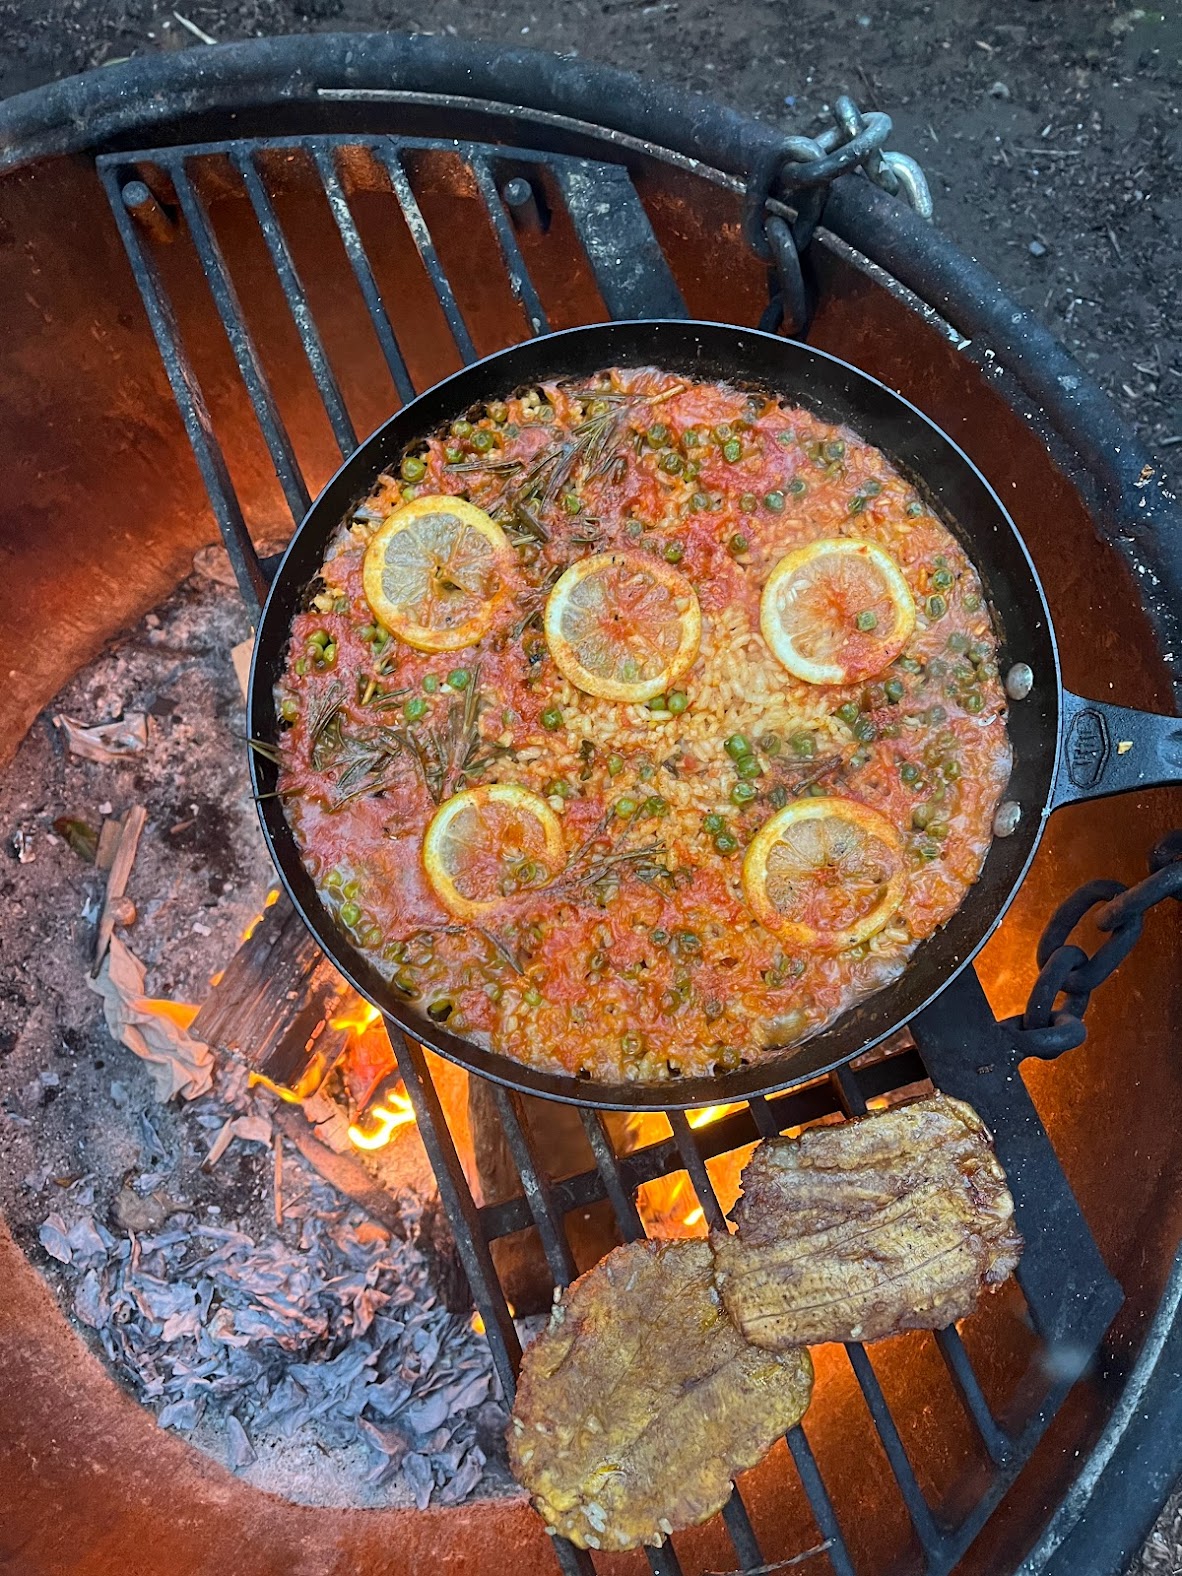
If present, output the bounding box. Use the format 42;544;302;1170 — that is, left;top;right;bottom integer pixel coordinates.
1051;691;1182;808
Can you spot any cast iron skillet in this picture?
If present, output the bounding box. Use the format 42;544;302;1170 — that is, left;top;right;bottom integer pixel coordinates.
248;320;1182;1111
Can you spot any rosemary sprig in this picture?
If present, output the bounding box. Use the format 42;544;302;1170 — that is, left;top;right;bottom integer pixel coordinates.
443;457;523;475
398;665;487;803
476;926;525;975
247;738;283;766
308;680;345;770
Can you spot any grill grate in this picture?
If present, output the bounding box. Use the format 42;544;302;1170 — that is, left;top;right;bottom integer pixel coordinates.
99;131;1124;1576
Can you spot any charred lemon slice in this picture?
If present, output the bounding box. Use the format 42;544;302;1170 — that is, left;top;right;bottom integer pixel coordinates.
422;784;565;920
363;495;511;652
543;550;702;703
742;797;904;951
760;538;916;685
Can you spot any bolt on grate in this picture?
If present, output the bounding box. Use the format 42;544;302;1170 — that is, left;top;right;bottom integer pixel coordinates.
99;130;1124;1576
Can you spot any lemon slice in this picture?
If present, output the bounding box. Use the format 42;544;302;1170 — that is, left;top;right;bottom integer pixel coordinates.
742;797;904;951
422;784;565;920
760;538;916;685
362;495;511;652
543;550;702;703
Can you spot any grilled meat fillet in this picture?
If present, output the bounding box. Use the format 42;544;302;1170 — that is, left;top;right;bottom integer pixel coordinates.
711;1093;1022;1349
508;1237;813;1550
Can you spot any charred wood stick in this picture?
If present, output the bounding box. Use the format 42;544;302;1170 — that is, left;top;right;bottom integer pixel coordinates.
91;804;146;974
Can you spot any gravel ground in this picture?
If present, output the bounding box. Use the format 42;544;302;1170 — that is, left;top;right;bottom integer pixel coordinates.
1;0;1180;1567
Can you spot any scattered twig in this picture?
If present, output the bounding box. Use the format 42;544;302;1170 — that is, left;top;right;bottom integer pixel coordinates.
172;9;218;44
273;1134;284;1227
704;1543;833;1576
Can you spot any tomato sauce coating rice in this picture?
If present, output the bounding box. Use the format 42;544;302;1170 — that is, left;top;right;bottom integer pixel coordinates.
275;367;1011;1083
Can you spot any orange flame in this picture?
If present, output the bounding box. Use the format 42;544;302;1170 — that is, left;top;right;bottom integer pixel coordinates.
135;998;201;1030
631;1102;750;1237
331;1001;382;1036
348;1087;416;1150
241;888;280;943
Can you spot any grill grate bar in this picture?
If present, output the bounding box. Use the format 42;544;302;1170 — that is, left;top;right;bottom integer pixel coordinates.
469;154;551;335
579;1108;646;1237
310;142;416;404
666;1109;729;1232
374;143;479;365
933;1327;1012;1466
98;163;268;616
786;1428;859;1576
232;147;359;457
846;1342;945;1561
831;1062;870;1118
491;1084;579;1286
165;156;311;523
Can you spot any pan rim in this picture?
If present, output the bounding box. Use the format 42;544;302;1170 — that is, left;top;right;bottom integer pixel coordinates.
247;318;1061;1111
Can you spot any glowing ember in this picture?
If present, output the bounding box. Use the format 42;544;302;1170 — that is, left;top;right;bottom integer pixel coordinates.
348;1087;416;1150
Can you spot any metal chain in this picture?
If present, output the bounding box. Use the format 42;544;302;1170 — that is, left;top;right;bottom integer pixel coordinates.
746;93;933;337
1007;831;1182;1058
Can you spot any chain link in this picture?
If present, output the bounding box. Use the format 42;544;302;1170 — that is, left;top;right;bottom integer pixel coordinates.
1007;831;1182;1059
746;93;933;336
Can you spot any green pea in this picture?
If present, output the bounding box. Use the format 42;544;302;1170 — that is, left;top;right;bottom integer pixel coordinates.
722;437;742;463
768;785;789;808
823;439;846;461
714;832;739;854
712;423;733;443
487;401;508;424
912;803;935;830
445;445;463;464
731;782;758;805
906;500;924;517
805;782;828;797
850;749;871;769
523;986;542;1007
703;813;726;834
541;706;563;731
931;568;954;591
471;428;496;453
607;753;624;776
664;541;685;563
358;623;377;641
896;656;922;674
964;593;981;612
853;715;877;743
884;678;905;703
776;430;795;446
544;778;573;799
739;492;758;513
788;477;807;496
400;455;426;482
295;657;308;676
667;690;689;713
759;731;782;756
647;423;669;447
968;642;990;665
422;674;440;693
326;869;345;890
684;459;702;480
682;426;702;447
446;668;470;690
676;930;701;951
643;795;669;818
563;492;580;514
728;534;749;556
615;797;639;817
836;701;861;728
659;451;683;475
321;642;337;665
689;492;709;512
927;594;948;619
280;698;299;722
946;631;970;654
942;758;962;780
927;704;948;725
764;490;786;512
647;694;669;712
928;820;949;840
856;610;879;632
735;754;763;780
403;696;428;721
900;761;921;784
451;419;472;438
621;1033;640;1056
791;731;816;758
861;478;882;497
724;734;751;760
308;628;330;649
426;998;453;1022
964;691;985;714
333;596;349;614
339;901;361;927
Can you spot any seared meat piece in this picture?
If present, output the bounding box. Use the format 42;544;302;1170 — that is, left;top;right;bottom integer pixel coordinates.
711;1093;1022;1349
508;1237;813;1551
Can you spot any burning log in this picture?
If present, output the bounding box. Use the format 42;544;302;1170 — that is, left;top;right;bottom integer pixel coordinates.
190;888;353;1098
